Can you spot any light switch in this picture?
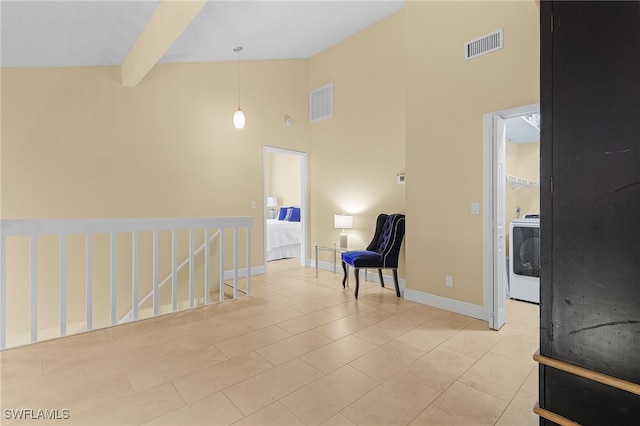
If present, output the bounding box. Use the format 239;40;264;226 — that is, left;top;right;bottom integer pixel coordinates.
251;201;256;209
471;202;480;215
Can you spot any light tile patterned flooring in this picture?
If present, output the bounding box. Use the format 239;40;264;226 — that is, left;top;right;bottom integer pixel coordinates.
1;258;540;425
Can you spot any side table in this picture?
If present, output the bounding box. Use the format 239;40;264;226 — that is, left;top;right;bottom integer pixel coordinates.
315;245;349;277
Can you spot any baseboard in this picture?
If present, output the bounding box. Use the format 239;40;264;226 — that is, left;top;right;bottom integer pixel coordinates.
223;264;266;280
403;288;484;320
315;260;344;274
359;269;407;293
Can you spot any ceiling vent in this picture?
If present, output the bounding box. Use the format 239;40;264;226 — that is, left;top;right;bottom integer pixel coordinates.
310;83;333;122
465;29;503;61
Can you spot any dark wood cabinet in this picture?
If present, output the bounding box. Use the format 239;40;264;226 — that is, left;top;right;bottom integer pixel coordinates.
539;1;640;424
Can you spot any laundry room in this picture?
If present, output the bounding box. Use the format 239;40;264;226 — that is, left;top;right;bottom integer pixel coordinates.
505;114;540;303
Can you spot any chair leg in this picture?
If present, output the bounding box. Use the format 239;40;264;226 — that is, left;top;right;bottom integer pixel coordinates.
354;268;360;299
378;269;385;287
392;269;400;297
341;261;348;289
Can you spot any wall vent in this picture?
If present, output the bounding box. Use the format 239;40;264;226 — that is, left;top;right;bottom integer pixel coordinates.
465;29;503;61
310;83;333;122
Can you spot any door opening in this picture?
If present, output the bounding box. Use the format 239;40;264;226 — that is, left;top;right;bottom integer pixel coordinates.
262;146;308;268
483;103;540;330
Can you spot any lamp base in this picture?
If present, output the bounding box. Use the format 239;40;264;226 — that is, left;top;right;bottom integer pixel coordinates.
339;232;348;249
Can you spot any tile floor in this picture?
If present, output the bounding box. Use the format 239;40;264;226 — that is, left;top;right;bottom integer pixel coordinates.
1;258;540;425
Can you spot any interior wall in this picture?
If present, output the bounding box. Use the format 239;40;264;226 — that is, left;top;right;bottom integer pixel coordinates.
266;151;301;210
405;1;539;306
506;140;540;222
1;59;310;333
307;10;406;269
1;61;310;221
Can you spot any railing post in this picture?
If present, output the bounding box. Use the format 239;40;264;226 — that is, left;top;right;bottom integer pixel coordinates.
172;230;177;312
30;234;38;343
132;231;139;321
86;233;93;331
246;225;251;296
153;230;159;316
220;229;225;302
189;229;194;308
233;227;238;299
1;235;6;350
110;232;117;326
59;234;67;336
204;228;210;305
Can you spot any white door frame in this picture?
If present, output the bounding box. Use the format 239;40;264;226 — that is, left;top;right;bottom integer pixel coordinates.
482;103;539;328
262;146;309;267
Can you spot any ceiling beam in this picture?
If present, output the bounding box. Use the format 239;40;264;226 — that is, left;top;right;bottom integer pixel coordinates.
121;0;207;88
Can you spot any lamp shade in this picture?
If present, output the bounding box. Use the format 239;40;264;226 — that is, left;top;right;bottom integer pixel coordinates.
234;108;245;129
334;214;353;229
266;197;278;207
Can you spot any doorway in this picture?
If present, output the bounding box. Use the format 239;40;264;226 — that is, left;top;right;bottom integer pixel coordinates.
483;103;540;330
262;146;308;268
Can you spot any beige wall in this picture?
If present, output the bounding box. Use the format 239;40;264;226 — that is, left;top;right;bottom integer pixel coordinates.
266;151;301;210
308;10;406;267
405;1;539;306
2;61;309;220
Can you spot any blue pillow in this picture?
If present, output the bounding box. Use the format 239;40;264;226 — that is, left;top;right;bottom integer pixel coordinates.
288;207;301;222
277;206;291;220
284;208;293;221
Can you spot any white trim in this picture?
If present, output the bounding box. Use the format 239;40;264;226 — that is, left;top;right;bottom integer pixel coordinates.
482;103;540;326
404;289;484;320
360;269;406;294
1;217;254;235
223;265;265;280
316;260;342;275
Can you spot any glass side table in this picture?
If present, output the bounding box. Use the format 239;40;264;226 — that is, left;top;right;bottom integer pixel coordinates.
315;244;349;277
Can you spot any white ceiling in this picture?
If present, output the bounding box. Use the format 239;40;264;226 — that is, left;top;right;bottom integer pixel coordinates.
1;0;405;68
505;115;540;144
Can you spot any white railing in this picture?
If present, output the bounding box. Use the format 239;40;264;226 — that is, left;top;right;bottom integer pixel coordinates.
0;216;254;350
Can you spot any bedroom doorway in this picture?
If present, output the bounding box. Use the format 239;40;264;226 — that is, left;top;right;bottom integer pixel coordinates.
262;146;308;268
483;103;540;330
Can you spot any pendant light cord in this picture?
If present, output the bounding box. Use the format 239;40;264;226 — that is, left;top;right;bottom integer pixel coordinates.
234;46;242;109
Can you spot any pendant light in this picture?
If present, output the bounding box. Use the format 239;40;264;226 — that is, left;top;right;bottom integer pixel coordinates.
233;46;245;129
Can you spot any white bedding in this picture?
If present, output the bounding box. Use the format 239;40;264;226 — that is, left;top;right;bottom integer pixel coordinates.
266;219;301;261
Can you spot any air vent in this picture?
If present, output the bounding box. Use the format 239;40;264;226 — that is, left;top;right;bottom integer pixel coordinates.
310;83;333;122
465;29;503;61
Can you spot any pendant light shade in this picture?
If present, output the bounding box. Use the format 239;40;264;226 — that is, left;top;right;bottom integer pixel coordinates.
234;107;245;129
233;46;245;129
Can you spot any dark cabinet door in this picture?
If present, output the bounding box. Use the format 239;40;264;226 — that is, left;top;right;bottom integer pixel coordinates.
540;1;640;424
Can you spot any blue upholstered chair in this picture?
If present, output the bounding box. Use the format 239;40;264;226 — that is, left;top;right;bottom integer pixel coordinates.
341;213;406;299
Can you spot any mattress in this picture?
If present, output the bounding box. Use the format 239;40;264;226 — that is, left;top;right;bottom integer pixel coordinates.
266;219;301;261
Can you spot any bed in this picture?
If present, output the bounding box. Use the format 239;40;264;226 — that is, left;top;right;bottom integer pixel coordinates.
266;206;302;261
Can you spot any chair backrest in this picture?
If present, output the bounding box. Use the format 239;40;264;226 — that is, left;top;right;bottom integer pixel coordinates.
367;213;406;268
366;214;389;252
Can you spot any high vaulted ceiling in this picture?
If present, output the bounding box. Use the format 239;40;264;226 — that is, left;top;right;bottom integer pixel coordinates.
1;0;405;68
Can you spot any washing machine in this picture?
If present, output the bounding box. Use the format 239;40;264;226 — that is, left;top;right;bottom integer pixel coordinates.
509;217;540;303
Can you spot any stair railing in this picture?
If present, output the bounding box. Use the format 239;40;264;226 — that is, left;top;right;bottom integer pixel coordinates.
0;216;254;350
